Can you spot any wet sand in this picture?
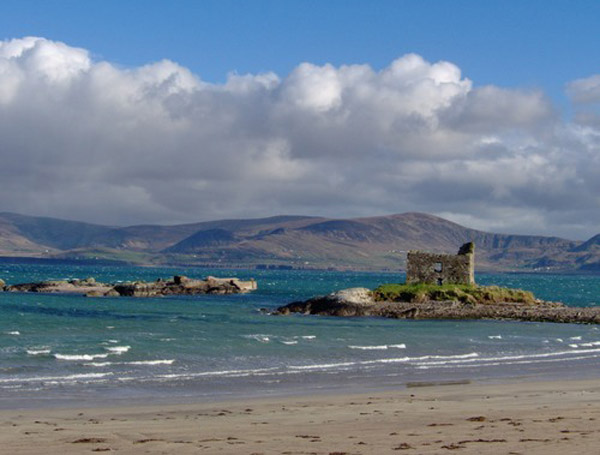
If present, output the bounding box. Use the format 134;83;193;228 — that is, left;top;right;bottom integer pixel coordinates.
1;378;599;454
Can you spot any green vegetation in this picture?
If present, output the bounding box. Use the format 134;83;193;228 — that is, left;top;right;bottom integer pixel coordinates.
372;283;538;305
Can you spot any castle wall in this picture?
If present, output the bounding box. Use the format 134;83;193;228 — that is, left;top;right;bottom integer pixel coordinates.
406;243;475;285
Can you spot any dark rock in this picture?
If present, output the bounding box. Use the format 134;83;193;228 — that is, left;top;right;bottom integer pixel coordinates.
275;288;600;325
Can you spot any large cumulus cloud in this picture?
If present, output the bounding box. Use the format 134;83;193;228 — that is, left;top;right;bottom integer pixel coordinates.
0;37;598;239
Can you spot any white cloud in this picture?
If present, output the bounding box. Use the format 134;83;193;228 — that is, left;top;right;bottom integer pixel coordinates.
567;74;600;104
0;36;599;239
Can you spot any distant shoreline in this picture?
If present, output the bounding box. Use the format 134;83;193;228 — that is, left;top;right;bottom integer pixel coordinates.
1;256;599;276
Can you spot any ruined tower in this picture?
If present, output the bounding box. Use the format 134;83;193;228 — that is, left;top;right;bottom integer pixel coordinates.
406;242;475;286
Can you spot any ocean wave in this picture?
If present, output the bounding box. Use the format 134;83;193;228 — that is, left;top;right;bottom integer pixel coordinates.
414;347;600;369
289;361;357;371
157;366;280;379
488;335;502;340
417;353;600;370
287;353;479;372
105;346;130;354
54;353;110;361
578;341;600;347
243;334;271;343
0;372;112;384
128;359;175;365
26;348;51;356
5;331;20;336
243;334;317;344
349;345;388;350
348;344;406;350
84;359;174;367
85;362;113;367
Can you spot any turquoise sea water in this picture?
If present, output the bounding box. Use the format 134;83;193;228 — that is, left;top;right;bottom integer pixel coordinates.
1;262;600;409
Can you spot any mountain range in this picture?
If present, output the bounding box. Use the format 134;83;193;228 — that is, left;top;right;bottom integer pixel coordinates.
0;211;598;272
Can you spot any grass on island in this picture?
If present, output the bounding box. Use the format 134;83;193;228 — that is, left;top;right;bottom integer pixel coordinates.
372;283;538;305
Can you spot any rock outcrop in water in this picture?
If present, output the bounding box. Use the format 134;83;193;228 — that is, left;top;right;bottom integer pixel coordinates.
4;277;113;295
275;288;600;324
112;275;256;297
3;275;257;297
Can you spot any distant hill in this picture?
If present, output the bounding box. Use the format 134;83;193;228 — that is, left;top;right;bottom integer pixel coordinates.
0;211;597;272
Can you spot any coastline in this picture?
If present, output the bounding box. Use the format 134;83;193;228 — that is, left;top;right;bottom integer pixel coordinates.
1;377;599;454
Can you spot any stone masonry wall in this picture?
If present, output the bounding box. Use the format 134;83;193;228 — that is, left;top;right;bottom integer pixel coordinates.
406;243;475;285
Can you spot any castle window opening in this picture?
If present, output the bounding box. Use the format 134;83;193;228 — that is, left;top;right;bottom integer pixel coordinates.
434;262;443;272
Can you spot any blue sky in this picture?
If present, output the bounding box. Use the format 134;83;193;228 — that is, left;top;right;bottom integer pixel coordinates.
3;0;598;102
1;1;600;239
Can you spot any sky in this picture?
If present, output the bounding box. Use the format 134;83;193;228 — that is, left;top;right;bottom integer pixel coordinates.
0;0;599;240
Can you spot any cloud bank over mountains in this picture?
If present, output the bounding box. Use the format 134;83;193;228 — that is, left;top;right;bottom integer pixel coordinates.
1;37;598;239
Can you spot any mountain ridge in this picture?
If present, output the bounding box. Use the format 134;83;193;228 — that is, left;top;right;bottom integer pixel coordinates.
0;211;597;272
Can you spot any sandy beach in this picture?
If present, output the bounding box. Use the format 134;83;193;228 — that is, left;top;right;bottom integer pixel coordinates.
1;379;599;454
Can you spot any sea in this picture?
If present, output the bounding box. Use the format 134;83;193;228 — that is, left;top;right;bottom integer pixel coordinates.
1;262;599;409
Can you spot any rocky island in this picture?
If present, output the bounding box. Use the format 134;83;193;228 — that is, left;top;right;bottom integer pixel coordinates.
274;286;600;324
2;275;257;297
276;243;600;325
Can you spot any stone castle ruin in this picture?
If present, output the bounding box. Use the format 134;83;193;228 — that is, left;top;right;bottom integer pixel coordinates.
406;242;475;286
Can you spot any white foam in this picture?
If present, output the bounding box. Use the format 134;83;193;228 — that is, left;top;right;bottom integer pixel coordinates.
570;336;582;341
417;353;600;370
157;366;279;379
0;372;112;384
414;347;600;368
288;361;358;371
54;353;110;361
569;344;579;348
85;362;112;367
6;331;20;336
26;349;51;355
579;342;600;347
288;353;479;372
281;341;298;345
488;335;502;340
300;335;316;340
105;346;130;354
127;359;174;365
84;359;174;367
348;344;406;350
243;334;271;343
107;340;119;344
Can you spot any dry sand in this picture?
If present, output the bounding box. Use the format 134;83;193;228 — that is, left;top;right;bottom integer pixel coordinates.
1;379;599;454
